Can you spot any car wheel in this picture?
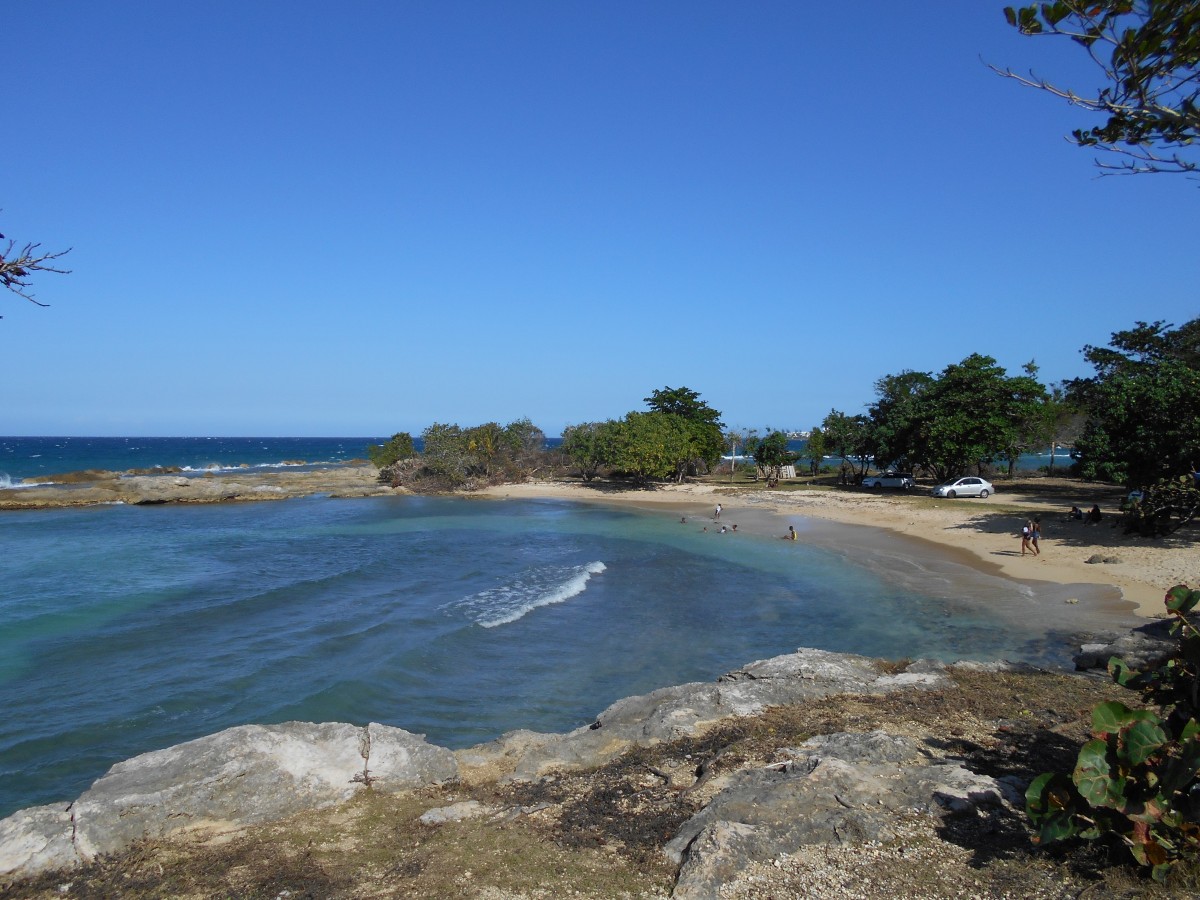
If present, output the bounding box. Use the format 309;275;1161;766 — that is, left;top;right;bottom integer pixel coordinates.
947;490;957;498
980;489;990;499
871;481;881;489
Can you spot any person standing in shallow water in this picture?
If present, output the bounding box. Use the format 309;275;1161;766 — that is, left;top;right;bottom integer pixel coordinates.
714;503;722;520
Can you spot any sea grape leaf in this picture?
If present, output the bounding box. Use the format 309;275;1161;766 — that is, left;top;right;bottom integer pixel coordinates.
1123;720;1168;766
1075;739;1126;808
1092;701;1155;735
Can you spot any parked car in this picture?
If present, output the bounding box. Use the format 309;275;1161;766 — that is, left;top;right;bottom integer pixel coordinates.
862;471;915;490
932;476;994;499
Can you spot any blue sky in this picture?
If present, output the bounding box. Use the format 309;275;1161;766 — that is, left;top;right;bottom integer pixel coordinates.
4;2;1196;437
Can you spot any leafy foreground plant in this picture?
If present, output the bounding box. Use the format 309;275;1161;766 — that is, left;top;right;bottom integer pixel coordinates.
1027;585;1200;882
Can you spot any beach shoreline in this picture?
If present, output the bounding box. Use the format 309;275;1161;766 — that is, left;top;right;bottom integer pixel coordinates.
3;463;1188;620
478;479;1190;620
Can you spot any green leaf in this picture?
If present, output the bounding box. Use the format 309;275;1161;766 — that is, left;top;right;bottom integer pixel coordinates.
1123;720;1168;766
1004;6;1017;27
1092;701;1156;735
1166;585;1200;615
1075;739;1126;808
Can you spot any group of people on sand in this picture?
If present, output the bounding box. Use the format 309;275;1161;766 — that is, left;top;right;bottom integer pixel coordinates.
1068;504;1104;524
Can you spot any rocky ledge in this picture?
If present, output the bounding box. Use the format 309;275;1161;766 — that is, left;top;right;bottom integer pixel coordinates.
1;647;1060;898
0;465;392;509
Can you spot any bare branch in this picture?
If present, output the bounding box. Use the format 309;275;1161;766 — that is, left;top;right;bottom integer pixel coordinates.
0;240;72;310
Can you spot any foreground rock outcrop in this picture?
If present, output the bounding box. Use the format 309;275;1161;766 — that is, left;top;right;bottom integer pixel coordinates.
0;722;456;879
0;647;1108;898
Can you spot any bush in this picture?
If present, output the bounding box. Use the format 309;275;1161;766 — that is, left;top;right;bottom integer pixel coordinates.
1026;585;1200;882
367;433;416;470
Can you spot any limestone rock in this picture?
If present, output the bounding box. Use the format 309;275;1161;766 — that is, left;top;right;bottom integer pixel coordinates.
0;721;456;878
1074;618;1175;672
418;800;495;826
667;729;1006;899
499;649;950;781
0;804;78;879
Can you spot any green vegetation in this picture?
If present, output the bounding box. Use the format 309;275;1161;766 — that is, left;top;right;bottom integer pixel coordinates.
1027;585;1200;882
1069;319;1200;486
558;387;730;489
996;0;1200;176
366;432;415;469
374;418;548;490
822;354;1054;482
752;430;793;486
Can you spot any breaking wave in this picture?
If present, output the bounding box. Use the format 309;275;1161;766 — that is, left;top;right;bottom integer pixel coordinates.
447;561;607;628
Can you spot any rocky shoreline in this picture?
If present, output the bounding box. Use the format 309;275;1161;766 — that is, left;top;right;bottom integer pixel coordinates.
0;464;391;510
0;633;1176;897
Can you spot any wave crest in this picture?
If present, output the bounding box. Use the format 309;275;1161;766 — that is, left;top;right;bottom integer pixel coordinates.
448;561;606;628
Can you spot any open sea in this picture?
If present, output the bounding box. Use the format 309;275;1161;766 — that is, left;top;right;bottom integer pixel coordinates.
0;437;1112;820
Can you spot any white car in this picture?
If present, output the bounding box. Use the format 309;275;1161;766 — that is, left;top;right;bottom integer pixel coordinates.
932;476;994;499
862;472;915;490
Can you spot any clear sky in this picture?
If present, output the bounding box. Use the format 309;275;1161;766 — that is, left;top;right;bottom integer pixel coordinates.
4;2;1196;437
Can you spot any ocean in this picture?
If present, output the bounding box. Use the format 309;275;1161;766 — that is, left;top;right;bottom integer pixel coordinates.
0;437;1112;820
0;436;386;484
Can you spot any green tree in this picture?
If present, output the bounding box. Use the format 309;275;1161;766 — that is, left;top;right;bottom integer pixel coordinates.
1069;318;1200;485
996;361;1055;479
866;370;935;471
753;431;793;486
610;411;692;487
560;422;613;482
821;409;873;479
420;422;469;485
995;0;1200;175
366;433;416;469
804;427;829;476
905;354;1048;482
500;417;546;479
644;386;726;474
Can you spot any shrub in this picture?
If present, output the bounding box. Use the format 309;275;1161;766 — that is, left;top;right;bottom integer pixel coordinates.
1026;585;1200;882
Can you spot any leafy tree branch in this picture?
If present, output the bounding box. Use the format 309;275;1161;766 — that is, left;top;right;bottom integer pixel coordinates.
993;0;1200;175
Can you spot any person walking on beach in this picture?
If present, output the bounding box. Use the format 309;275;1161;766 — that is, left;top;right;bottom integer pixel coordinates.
1030;517;1042;556
1020;520;1033;556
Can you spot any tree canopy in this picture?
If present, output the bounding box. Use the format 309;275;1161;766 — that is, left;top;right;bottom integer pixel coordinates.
1068;318;1200;484
995;0;1200;175
644;386;726;473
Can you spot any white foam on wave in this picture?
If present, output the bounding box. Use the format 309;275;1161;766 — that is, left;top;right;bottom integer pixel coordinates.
448;561;606;629
178;460;310;475
0;474;36;490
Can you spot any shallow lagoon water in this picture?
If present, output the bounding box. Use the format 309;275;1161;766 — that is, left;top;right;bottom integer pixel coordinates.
0;494;1131;819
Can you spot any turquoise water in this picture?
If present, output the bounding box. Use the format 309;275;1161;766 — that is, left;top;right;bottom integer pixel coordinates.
0;493;1106;819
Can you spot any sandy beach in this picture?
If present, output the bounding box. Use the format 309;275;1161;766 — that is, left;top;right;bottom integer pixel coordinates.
480;478;1195;620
